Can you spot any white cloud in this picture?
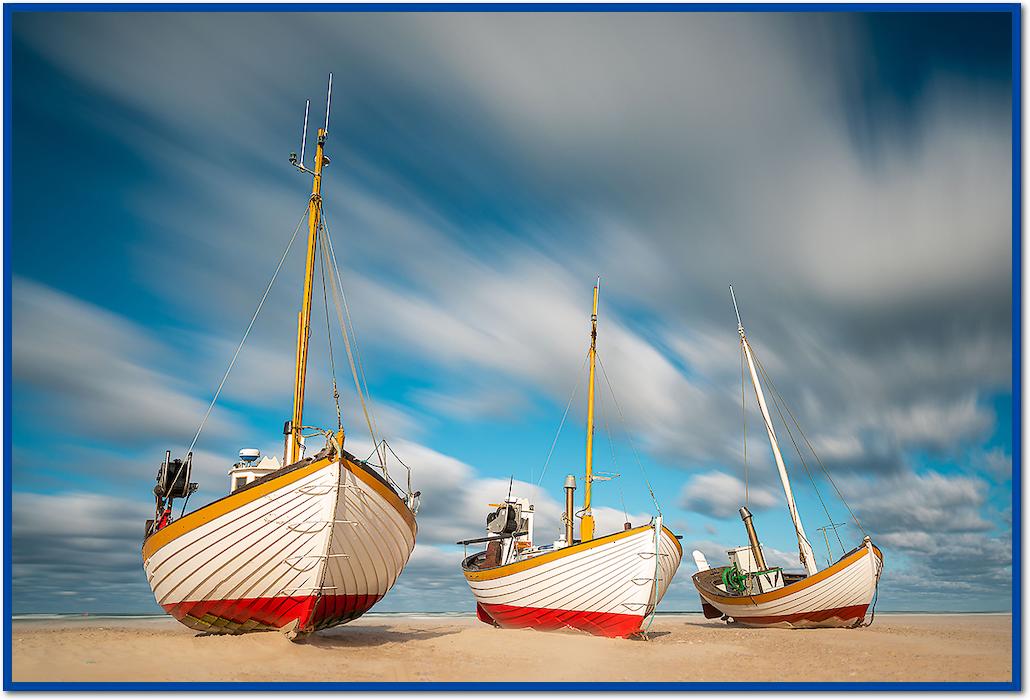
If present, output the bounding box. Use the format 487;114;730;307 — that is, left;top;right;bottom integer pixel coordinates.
380;544;471;612
591;506;660;535
12;278;239;445
12;492;157;613
976;447;1012;482
411;384;528;422
886;394;994;451
849;470;992;534
679;471;778;519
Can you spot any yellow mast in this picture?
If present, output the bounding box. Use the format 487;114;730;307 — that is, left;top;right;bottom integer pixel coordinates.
286;126;328;466
581;277;600;541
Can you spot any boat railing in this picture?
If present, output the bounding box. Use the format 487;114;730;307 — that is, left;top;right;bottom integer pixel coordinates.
303;428;419;511
360;439;420;513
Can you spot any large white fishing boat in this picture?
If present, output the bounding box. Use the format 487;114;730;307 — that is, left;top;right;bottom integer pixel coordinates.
459;280;682;638
691;287;883;628
141;76;419;639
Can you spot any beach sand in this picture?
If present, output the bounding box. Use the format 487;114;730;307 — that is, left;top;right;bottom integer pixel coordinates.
11;613;1011;684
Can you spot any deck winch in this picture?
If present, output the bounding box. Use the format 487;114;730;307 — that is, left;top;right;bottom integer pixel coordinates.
147;450;198;537
721;565;748;593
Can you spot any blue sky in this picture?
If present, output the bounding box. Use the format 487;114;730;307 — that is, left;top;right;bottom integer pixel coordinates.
10;10;1014;614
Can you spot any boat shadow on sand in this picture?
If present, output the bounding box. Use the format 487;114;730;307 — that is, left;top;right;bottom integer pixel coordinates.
296;625;463;648
193;625;462;647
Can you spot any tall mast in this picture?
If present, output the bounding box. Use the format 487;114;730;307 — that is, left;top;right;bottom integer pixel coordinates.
286;77;332;466
731;287;819;576
581;277;600;541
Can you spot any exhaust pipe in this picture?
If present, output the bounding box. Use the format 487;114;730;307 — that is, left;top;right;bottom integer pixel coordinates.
739;506;768;571
564;475;576;543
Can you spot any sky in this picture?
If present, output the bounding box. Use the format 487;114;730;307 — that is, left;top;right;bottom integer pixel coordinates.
9;10;1014;615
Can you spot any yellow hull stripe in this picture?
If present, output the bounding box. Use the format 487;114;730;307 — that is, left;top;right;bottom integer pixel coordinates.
701;544;883;606
666;526;684;557
142;456;415;561
463;524;678;582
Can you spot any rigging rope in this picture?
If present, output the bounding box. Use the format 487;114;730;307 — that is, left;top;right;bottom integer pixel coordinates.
861;547;885;627
740;340;819;559
317;228;343;433
753;353;843;555
382;439;416;499
320;205;386;468
599;382;621;483
640;520;662;639
178;488;192;518
315;207;385;469
751;350;867;539
595;352;661;514
186;206;309;456
536;353;589;485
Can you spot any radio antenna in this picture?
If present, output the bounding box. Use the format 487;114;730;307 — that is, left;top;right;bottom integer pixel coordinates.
300;99;310;167
324;72;333;134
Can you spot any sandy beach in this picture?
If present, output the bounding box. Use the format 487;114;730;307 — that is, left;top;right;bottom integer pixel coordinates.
10;613;1011;684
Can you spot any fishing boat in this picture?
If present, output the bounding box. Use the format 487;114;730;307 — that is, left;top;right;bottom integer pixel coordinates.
141;76;419;639
690;287;883;629
459;280;683;638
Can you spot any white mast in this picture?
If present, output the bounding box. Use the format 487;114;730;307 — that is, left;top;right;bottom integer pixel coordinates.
731;287;819;577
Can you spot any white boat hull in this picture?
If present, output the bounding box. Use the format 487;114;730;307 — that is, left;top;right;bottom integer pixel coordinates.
142;451;416;635
692;540;883;628
462;522;682;637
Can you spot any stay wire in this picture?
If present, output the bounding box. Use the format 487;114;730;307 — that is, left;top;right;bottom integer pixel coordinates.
752;349;867;538
598;375;626;515
742;339;818;559
595;352;661;514
317;225;343;433
319;205;385;468
598;362;626;519
178;488;192;519
536;352;589;485
186;206;309;457
319;229;382;467
320;205;376;423
382;439;416;497
598;370;620;475
753;352;844;555
640;524;661;639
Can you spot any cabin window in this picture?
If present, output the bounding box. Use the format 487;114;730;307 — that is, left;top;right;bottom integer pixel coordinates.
234;477;248;491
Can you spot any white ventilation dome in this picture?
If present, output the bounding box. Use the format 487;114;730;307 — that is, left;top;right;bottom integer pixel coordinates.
229;453;281;494
239;448;261;463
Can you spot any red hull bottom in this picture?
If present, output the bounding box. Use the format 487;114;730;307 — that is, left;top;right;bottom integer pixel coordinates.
730;604;869;628
478;602;645;638
163;593;382;635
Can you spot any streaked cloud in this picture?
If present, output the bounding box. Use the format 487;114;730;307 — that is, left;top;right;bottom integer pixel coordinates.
10;11;1013;613
679;471;779;519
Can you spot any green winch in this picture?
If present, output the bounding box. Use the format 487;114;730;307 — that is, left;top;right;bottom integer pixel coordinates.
721;565;748;593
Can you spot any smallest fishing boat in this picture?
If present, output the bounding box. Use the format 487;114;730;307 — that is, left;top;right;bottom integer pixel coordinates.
458;279;682;638
691;287;883;628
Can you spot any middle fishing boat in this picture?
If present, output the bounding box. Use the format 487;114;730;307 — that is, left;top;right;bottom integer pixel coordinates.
458;279;683;638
